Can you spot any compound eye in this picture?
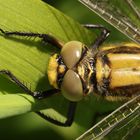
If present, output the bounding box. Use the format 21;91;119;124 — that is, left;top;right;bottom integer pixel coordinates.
61;41;84;69
61;70;83;101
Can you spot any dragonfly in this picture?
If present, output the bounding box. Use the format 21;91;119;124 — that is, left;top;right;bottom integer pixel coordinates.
77;0;140;139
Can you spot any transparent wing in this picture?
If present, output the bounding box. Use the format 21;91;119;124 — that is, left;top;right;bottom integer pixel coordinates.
103;109;140;140
79;0;140;44
76;94;140;140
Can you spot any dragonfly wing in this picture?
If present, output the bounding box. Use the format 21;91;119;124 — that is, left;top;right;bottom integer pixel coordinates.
76;94;140;140
79;0;140;43
103;110;140;140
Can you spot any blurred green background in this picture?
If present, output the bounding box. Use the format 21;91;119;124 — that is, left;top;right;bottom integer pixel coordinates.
0;1;139;140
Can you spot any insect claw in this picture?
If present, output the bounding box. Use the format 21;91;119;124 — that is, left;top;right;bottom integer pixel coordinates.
0;28;5;34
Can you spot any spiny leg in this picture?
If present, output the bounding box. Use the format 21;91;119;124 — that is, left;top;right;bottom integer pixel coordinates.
83;24;110;50
36;101;77;127
0;70;60;99
0;28;63;48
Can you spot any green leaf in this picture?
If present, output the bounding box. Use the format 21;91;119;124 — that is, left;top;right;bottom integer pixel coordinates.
0;0;96;125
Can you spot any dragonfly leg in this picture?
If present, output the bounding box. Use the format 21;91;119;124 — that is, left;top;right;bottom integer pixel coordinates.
0;28;63;48
0;70;60;98
36;101;77;127
83;24;110;49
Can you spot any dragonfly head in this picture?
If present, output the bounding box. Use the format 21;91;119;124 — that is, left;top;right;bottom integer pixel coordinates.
48;41;92;101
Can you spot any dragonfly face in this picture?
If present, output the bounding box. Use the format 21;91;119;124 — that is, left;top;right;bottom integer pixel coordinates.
48;41;95;101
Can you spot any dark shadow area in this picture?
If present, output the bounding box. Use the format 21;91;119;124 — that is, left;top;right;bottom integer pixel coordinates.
0;76;23;94
0;113;65;140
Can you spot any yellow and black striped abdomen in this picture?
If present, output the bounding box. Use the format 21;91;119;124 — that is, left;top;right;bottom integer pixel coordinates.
96;43;140;101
